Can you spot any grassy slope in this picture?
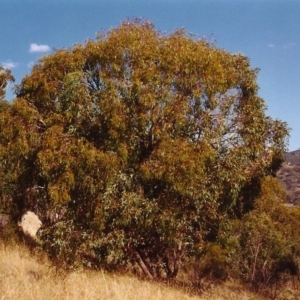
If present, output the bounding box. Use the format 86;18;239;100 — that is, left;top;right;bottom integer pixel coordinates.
0;243;266;300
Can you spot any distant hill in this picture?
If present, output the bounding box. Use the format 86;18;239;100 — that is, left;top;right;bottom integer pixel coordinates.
277;150;300;204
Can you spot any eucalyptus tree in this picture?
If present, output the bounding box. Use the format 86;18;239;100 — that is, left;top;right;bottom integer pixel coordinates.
0;20;289;278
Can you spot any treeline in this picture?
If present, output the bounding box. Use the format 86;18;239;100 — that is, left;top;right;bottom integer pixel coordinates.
0;20;297;293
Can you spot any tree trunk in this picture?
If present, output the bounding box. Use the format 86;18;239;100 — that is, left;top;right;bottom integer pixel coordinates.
128;246;154;280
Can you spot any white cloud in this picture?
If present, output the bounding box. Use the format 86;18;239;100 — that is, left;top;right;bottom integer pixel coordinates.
2;60;18;69
29;43;50;53
284;42;297;49
268;43;275;48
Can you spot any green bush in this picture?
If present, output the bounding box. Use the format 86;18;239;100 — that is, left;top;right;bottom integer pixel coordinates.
217;177;300;290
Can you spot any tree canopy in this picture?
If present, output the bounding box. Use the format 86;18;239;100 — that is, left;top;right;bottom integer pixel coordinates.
0;20;289;279
0;66;14;101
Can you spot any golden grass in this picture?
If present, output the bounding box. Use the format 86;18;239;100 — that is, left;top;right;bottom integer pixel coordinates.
0;243;265;300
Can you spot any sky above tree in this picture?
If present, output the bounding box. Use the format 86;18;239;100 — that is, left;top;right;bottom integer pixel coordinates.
1;0;299;150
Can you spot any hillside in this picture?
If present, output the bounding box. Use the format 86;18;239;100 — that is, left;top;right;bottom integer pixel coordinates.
277;150;300;204
0;244;266;300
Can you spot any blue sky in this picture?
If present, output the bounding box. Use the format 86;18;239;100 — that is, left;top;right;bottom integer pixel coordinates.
1;0;299;151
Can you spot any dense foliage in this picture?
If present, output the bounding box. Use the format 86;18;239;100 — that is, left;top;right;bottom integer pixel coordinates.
215;177;300;296
0;20;289;281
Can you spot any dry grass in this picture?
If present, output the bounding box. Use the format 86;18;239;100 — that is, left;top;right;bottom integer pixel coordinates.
0;243;265;300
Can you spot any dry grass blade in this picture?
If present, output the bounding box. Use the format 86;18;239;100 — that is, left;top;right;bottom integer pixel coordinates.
0;243;265;300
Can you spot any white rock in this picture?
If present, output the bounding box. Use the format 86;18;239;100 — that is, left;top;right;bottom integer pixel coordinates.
18;211;42;240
